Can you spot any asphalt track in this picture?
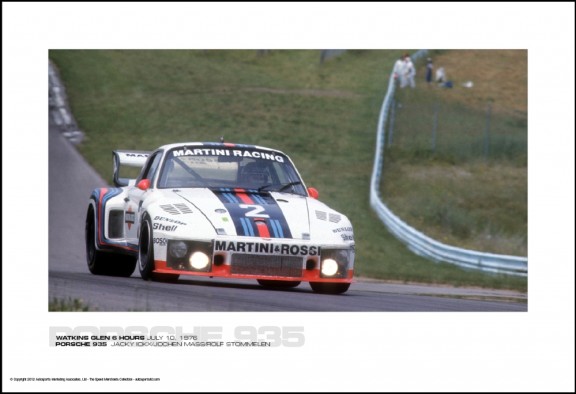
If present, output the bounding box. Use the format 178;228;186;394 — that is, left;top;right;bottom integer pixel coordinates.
47;83;527;312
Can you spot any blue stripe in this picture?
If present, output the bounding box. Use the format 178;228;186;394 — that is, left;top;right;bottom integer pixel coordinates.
251;194;267;205
271;219;284;238
246;218;255;236
223;193;238;204
239;217;250;236
241;217;255;236
269;219;280;238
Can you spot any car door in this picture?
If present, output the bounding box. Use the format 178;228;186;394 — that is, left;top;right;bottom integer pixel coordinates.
125;151;163;245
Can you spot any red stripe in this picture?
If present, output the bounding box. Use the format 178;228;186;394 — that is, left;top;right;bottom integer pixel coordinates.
254;221;271;238
234;189;254;204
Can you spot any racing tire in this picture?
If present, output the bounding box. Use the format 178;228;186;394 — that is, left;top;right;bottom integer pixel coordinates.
108;254;137;277
86;206;136;277
257;279;301;288
309;282;351;294
138;215;179;283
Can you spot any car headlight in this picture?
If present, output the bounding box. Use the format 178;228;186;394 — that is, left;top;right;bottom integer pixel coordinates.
321;258;339;276
169;241;188;258
189;251;210;270
320;249;352;278
166;240;213;271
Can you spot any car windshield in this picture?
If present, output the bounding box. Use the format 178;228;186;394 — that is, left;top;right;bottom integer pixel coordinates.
157;146;307;195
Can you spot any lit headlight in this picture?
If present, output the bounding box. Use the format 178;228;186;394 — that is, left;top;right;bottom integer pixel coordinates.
320;249;353;278
189;251;210;270
321;258;339;276
169;241;188;258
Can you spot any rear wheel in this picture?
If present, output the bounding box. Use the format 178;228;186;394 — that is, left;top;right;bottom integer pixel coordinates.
257;279;301;288
85;206;136;277
309;282;350;294
138;215;179;282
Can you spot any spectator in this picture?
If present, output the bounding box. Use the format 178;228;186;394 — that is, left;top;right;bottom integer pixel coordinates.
425;57;434;85
435;66;446;84
393;54;407;87
404;55;416;88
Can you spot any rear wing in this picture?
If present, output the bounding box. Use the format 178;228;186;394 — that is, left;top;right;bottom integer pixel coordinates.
113;150;151;187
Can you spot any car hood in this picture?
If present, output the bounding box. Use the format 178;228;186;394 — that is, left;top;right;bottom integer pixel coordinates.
169;188;311;240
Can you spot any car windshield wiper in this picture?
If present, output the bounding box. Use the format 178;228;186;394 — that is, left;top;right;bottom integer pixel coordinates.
258;181;302;193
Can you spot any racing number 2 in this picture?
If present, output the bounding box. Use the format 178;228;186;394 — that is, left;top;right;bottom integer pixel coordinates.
239;204;269;218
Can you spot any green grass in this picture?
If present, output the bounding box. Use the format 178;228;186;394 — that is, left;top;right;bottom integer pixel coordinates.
49;297;94;311
49;50;526;291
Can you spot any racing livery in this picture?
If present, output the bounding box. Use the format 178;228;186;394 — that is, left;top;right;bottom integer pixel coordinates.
85;142;355;294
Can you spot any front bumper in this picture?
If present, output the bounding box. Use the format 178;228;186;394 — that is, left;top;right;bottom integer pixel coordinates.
155;238;354;283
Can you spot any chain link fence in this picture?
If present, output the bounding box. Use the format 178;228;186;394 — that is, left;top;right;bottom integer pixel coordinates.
386;99;527;163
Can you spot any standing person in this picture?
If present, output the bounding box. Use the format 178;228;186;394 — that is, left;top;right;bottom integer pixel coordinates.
435;66;446;84
393;53;407;87
405;55;416;88
425;57;434;85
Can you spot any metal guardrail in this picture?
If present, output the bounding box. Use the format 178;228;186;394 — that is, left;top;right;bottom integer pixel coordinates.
49;60;83;144
370;52;528;276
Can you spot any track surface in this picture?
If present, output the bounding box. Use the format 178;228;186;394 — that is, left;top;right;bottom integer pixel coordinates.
47;77;526;312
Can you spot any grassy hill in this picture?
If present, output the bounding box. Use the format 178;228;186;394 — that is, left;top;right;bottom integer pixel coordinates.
386;50;527;256
49;49;527;291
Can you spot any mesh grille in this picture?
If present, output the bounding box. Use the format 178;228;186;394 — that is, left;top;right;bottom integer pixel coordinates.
231;254;303;278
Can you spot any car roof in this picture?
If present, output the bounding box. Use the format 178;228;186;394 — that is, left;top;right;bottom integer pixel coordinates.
157;142;284;155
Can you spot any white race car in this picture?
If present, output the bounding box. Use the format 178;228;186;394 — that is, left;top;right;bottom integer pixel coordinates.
85;142;355;294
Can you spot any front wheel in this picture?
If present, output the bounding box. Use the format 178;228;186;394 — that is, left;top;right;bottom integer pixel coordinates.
138;215;179;282
310;282;350;294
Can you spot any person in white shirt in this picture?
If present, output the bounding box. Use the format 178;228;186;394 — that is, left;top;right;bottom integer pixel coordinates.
404;56;416;88
435;67;446;83
393;54;407;87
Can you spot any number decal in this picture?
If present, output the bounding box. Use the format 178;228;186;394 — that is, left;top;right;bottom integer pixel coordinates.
239;204;269;218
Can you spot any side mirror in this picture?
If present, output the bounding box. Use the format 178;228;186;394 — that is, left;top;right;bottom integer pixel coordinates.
137;179;151;191
307;187;319;199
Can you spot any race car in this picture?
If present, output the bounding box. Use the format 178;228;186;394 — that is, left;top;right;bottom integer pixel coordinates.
85;142;355;294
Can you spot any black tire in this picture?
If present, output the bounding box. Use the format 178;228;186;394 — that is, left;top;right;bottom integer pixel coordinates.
108;254;137;277
85;206;136;277
309;282;350;294
138;215;179;282
86;206;107;275
257;279;301;288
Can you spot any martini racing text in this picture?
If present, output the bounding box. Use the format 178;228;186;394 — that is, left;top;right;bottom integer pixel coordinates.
214;241;319;256
172;148;285;163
